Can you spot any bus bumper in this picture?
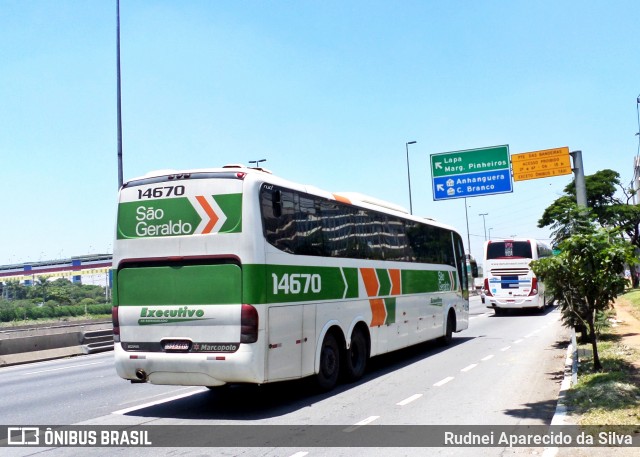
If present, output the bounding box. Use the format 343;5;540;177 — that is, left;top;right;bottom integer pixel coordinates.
114;344;264;386
485;295;543;310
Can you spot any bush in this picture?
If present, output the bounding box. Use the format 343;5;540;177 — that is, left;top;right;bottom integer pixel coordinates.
0;296;112;323
87;304;112;315
13;307;29;320
0;307;16;322
79;298;97;307
26;306;54;320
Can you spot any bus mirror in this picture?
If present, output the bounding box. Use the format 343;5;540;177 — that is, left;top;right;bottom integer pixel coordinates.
470;260;479;278
273;190;282;217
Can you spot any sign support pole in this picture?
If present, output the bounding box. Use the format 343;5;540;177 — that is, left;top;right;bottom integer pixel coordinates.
464;198;471;255
570;150;587;207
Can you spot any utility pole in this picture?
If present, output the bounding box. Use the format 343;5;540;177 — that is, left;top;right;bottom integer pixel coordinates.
479;213;488;241
570;150;587;207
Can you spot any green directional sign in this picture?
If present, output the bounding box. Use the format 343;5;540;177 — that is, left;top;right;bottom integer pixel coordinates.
431;145;510;177
430;145;513;200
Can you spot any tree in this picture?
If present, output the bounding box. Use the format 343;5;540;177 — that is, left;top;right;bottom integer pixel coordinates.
531;228;634;371
29;277;51;305
538;169;640;286
4;280;27;300
539;169;640;243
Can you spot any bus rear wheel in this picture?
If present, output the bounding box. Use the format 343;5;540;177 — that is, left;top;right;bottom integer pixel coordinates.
343;328;368;382
316;331;340;391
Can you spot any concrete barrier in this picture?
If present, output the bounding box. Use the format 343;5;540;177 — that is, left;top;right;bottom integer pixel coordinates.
0;322;113;367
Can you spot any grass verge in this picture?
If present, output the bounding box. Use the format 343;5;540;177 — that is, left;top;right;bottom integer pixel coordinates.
620;289;640;321
564;291;640;425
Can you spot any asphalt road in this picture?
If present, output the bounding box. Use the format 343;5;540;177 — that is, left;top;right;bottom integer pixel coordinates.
1;296;570;457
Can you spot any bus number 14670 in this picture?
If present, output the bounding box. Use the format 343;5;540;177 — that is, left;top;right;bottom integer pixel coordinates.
272;273;322;295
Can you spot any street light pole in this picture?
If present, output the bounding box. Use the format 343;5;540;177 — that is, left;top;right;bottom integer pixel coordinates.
479;213;488;241
488;228;493;240
405;141;417;214
116;0;123;189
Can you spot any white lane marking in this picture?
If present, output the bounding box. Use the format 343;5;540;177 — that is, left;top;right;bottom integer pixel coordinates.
288;453;309;457
461;363;478;372
112;389;205;415
23;361;106;375
433;376;454;387
343;416;380;432
514;338;524;344
525;330;540;338
396;394;423;406
481;354;494;361
116;386;198;407
500;346;511;351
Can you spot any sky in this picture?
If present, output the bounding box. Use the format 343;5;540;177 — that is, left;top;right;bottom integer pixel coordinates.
2;0;639;268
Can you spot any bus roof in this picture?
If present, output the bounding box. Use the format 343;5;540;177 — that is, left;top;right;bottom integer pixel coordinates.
124;165;458;233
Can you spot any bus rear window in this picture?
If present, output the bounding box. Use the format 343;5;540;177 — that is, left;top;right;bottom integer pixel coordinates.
486;241;532;259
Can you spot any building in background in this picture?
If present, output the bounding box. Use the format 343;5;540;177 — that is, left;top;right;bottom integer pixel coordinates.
0;254;112;294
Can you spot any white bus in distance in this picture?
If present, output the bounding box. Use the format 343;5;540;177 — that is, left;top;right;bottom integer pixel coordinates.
482;238;552;315
112;165;477;391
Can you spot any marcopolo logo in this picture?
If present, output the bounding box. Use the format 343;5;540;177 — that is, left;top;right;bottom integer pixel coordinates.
138;306;207;325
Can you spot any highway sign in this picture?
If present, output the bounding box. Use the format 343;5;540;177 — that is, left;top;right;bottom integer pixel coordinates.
430;145;513;200
511;146;572;181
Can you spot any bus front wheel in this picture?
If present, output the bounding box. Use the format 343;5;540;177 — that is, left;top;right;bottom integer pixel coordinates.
439;311;455;345
316;331;340;391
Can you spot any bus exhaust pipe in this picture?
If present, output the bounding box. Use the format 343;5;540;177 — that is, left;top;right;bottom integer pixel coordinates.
135;369;147;381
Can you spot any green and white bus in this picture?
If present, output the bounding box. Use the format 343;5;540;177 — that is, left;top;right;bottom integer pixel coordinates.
112;165;475;390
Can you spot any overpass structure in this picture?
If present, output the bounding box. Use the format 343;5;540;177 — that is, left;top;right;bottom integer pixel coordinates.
0;254;112;293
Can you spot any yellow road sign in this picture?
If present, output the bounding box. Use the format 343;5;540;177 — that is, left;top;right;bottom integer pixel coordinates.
511;147;572;181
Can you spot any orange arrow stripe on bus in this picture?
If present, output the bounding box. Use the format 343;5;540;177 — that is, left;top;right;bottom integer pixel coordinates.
360;268;379;297
195;195;219;234
369;298;386;327
389;269;401;295
332;193;351;204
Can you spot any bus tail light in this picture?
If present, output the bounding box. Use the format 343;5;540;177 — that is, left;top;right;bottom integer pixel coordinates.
112;306;120;342
483;278;493;297
241;304;258;344
529;277;538;296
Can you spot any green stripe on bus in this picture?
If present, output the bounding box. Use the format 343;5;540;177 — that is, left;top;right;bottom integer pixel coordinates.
214;193;242;233
242;264;359;304
401;269;452;294
116;198;201;239
117;264;241;306
115;263;456;307
116;193;243;239
376;268;391;296
384;297;396;324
